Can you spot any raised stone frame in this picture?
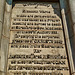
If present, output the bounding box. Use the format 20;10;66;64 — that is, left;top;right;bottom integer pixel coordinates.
0;0;75;75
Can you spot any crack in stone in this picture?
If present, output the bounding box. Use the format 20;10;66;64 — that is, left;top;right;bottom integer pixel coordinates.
2;34;10;39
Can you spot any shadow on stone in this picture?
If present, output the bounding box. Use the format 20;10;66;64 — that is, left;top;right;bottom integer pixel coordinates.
6;0;12;5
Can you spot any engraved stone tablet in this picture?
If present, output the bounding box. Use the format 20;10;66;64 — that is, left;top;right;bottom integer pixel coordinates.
7;2;70;75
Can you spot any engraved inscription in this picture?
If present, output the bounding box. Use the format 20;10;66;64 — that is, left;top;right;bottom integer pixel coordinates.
7;2;70;75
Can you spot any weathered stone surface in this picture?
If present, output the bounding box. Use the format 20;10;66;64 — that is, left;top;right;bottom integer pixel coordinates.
7;2;70;75
0;23;2;70
69;0;75;12
60;1;75;74
74;24;75;33
0;0;5;22
1;35;9;75
0;0;75;75
0;0;5;75
0;1;12;75
71;13;75;23
69;0;75;73
69;0;75;33
0;22;2;48
2;11;11;38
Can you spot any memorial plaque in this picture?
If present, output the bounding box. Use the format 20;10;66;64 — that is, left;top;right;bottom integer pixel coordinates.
7;2;70;75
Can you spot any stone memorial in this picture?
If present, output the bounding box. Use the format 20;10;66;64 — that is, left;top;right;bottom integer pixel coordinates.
6;2;70;75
